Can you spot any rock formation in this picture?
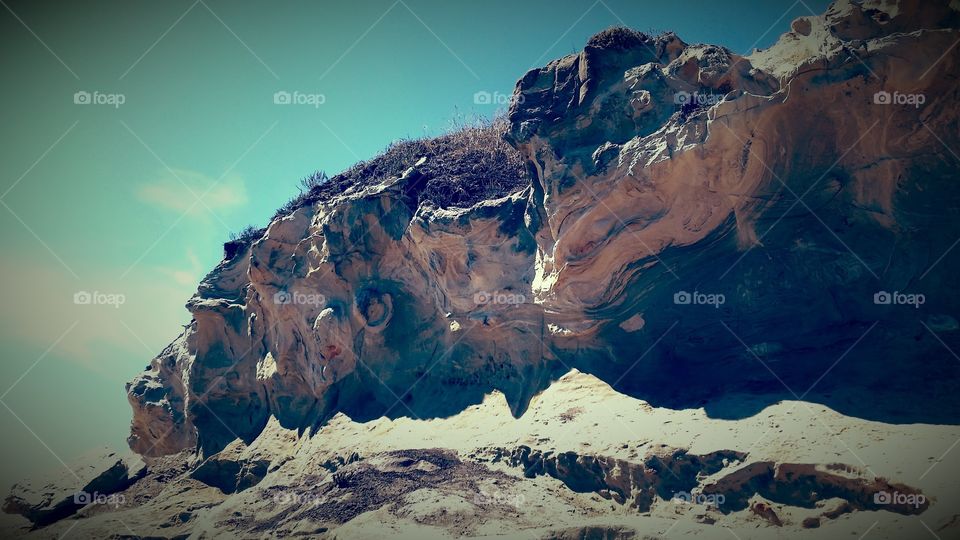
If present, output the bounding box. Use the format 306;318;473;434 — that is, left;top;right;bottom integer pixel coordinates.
5;0;960;538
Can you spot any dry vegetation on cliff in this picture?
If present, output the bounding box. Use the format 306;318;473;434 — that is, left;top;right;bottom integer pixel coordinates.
273;114;529;221
227;115;529;258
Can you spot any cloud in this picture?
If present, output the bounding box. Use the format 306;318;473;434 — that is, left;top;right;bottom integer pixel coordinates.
157;249;204;287
136;169;247;217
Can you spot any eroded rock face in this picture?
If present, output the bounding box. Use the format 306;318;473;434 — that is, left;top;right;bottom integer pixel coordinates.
701;461;930;516
2;449;145;527
507;0;960;422
489;445;747;511
128;180;550;458
123;0;960;463
4;369;953;537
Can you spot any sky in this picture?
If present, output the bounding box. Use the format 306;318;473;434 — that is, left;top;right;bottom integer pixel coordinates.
0;0;831;487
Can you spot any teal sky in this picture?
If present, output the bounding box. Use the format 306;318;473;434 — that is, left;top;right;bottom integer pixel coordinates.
0;0;830;487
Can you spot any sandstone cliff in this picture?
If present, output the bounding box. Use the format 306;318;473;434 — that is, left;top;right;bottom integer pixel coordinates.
6;1;960;538
130;0;960;459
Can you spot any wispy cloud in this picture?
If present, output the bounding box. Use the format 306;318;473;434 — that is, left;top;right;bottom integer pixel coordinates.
157;249;204;287
136;169;247;216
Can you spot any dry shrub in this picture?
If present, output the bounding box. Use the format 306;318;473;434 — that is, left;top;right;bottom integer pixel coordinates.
586;26;650;50
273;113;529;220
